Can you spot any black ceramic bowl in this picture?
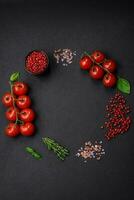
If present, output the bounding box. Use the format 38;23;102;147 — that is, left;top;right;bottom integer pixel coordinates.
25;50;49;75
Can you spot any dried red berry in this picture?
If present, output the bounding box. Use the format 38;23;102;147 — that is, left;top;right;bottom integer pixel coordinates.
25;50;49;75
101;93;132;140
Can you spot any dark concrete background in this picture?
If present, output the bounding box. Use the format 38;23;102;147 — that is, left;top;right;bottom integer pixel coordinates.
0;1;134;200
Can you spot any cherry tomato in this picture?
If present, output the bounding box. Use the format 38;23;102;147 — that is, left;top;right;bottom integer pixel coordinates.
103;59;116;72
13;82;28;96
89;65;104;79
20;122;35;136
91;50;105;63
16;95;31;109
80;56;93;70
5;123;20;137
103;73;117;87
6;107;19;122
2;92;13;107
20;108;35;122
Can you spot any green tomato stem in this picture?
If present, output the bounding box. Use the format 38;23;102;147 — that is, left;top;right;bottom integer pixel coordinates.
9;81;23;125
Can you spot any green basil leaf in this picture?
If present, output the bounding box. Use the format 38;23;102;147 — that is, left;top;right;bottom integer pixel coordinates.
25;147;42;160
10;72;20;82
117;77;131;94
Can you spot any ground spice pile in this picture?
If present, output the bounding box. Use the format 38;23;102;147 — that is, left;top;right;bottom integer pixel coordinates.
53;49;76;66
76;141;105;162
101;92;131;140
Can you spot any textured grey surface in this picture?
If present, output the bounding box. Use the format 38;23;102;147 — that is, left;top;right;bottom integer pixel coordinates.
0;1;134;200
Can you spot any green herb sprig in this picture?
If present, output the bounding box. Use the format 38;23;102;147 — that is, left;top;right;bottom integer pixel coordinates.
42;137;69;161
25;147;42;160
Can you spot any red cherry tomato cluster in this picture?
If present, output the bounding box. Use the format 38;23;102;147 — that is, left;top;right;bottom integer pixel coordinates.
2;82;36;137
80;50;117;88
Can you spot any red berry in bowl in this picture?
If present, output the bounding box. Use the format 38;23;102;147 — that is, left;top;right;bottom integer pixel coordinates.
80;56;93;70
5;123;20;137
20;122;35;136
103;59;116;72
2;92;13;107
92;50;105;63
103;73;117;87
89;65;104;79
16;95;31;109
25;50;49;75
13;82;28;96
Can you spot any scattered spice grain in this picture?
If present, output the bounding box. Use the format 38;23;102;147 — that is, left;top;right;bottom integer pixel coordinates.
76;140;105;162
101;92;132;140
53;49;76;66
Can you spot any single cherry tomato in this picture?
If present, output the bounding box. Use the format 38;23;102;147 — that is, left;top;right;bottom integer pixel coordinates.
103;59;116;72
103;73;117;87
16;95;31;109
13;82;28;96
79;56;93;70
89;65;104;79
20;122;35;136
19;108;35;122
91;50;105;63
5;107;19;121
5;123;20;137
2;92;13;107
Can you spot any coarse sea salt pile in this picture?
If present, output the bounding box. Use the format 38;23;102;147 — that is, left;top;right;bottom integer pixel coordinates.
76;141;105;162
53;49;76;66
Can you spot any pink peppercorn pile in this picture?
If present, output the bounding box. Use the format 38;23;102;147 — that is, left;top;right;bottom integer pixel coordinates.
101;92;132;140
25;50;48;75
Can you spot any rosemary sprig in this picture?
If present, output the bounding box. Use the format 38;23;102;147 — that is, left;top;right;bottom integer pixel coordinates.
42;137;69;161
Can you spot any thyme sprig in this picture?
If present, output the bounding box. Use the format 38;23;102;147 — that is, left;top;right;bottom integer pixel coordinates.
42;137;69;161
